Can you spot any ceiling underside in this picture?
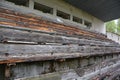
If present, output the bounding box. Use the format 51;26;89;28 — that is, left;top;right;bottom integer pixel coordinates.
65;0;120;22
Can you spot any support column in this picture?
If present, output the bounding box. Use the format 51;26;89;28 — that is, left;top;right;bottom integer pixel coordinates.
5;64;11;80
29;0;34;9
70;15;73;21
53;8;57;16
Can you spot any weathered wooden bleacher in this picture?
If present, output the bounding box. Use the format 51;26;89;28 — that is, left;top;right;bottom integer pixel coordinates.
0;4;120;80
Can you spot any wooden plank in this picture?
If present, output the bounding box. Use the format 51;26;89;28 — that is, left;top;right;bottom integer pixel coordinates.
108;70;120;80
0;28;119;47
0;24;112;43
0;50;119;64
0;6;110;41
0;43;120;55
98;66;120;80
0;18;109;42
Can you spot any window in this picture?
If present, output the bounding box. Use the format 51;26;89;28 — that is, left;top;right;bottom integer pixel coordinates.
34;2;53;14
73;16;82;24
84;20;92;29
57;10;70;20
6;0;29;7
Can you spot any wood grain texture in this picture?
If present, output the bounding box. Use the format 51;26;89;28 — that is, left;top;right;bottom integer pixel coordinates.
0;28;118;47
0;7;110;42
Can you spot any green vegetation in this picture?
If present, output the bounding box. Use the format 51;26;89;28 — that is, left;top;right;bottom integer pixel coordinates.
106;19;120;35
106;21;116;33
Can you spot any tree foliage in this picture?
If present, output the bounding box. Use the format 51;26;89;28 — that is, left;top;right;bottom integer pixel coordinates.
106;21;117;33
106;19;120;35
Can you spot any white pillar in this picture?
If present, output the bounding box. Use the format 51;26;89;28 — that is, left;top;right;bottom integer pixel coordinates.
53;8;57;16
29;0;34;9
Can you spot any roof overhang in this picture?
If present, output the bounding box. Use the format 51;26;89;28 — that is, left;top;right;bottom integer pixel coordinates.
65;0;120;22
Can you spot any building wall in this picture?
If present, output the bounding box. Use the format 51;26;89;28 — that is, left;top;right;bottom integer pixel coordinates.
91;17;106;34
107;32;120;44
3;0;106;34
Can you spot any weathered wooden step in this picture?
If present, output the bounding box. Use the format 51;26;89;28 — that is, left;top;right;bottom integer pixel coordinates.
0;43;120;55
0;28;118;47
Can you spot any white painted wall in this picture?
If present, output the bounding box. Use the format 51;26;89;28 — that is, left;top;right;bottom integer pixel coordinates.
91;18;106;34
107;32;120;44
